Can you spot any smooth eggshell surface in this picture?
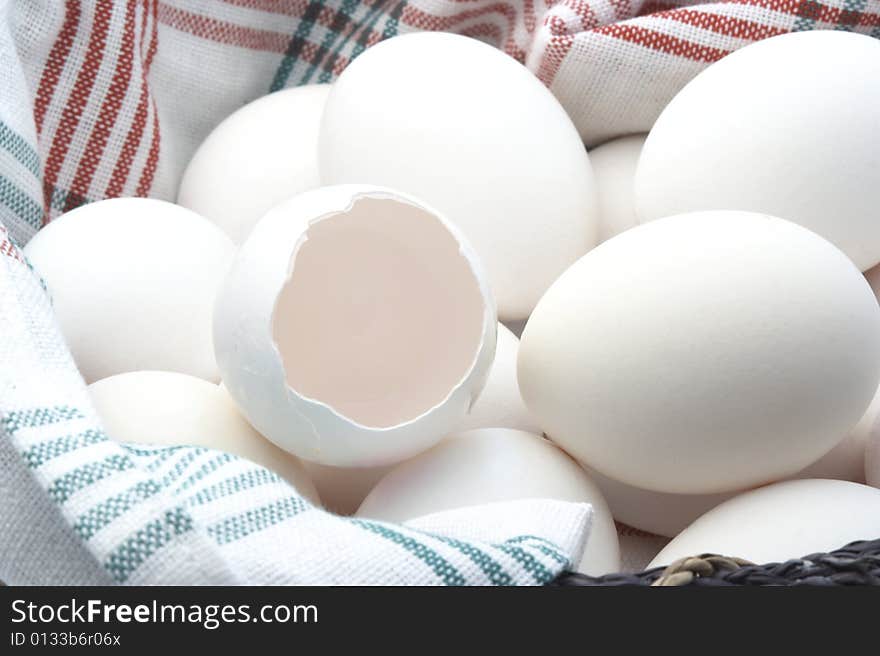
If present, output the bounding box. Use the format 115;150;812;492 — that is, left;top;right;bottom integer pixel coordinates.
519;211;880;494
635;31;880;271
648;480;880;568
356;429;620;576
794;384;879;484
88;371;319;504
456;323;542;434
583;465;732;539
178;85;329;244
214;184;496;467
319;32;598;321
584;384;880;537
24;198;234;383
589;134;645;242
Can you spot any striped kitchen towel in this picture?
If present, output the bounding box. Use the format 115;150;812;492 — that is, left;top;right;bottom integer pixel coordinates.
4;0;880;245
1;0;879;585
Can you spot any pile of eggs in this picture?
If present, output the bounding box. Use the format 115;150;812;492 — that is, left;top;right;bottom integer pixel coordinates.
24;30;880;577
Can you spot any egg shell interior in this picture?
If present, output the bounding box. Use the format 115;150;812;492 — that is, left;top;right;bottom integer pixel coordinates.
273;197;486;429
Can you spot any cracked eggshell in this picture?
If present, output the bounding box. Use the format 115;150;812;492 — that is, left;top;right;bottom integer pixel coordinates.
635;31;880;271
519;211;880;494
648;480;880;568
319;32;598;321
23;198;234;383
89;371;319;504
214;184;496;467
356;428;620;576
178;84;330;244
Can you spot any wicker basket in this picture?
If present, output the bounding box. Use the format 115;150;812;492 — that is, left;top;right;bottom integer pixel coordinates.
554;539;880;586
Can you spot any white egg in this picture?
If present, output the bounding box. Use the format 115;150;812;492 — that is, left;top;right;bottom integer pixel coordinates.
300;461;392;515
584;466;732;539
178;85;329;243
519;211;880;494
589;134;645;242
88;371;319;503
457;323;542;434
583;385;880;537
319;32;598;321
214;184;496;467
794;384;879;484
24;198;234;383
648;480;880;568
635;31;880;271
356;428;620;576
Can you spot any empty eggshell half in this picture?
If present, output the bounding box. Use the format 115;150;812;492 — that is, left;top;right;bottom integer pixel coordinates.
214;184;496;467
88;371;319;503
356;428;620;576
